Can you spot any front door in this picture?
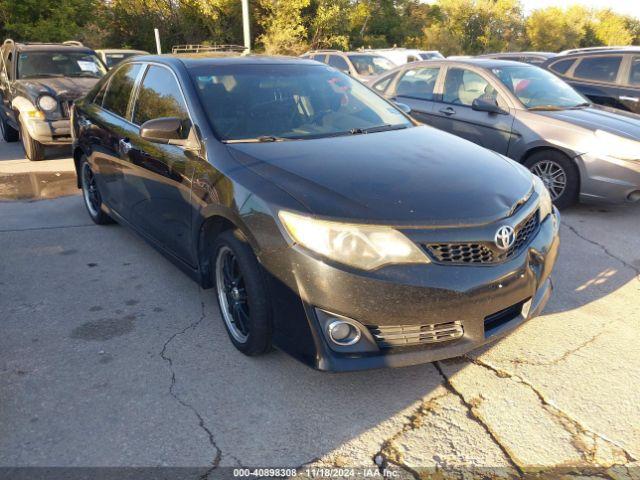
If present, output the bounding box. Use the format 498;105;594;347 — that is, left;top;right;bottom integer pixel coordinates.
389;65;441;125
618;55;640;114
124;64;196;265
430;66;513;155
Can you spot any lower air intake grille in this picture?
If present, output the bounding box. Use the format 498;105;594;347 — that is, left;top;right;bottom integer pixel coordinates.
368;321;464;348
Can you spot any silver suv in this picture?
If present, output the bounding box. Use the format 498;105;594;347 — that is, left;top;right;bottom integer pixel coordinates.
301;50;396;82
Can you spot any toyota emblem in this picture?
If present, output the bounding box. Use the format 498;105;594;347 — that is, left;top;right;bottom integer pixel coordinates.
495;225;515;250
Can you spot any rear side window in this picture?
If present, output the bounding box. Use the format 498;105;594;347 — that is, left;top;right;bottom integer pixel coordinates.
396;66;440;100
102;63;141;118
573;56;622;83
629;57;640;86
549;58;575;75
132;65;188;126
327;55;350;73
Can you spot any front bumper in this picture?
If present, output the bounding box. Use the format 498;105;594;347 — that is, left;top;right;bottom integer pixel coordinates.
265;208;560;372
577;153;640;203
23;118;72;145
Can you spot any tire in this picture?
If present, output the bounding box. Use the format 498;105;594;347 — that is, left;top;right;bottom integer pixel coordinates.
79;157;113;225
0;114;19;142
212;229;272;356
20;119;45;161
524;150;579;209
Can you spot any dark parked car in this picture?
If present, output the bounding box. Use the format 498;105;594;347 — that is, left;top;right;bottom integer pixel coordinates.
372;58;640;208
542;47;640;114
0;39;107;160
477;52;556;65
72;55;559;371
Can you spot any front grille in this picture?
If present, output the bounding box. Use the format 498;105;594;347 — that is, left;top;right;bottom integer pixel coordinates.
368;321;464;349
425;210;540;265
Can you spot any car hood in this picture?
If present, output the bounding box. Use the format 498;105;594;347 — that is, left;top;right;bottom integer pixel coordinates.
15;77;100;101
536;106;640;141
226;126;534;226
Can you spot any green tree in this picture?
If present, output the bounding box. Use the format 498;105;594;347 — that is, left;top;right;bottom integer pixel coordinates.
258;0;310;55
593;9;634;46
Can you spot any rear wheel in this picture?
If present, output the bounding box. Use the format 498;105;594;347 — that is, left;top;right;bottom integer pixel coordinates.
20;120;45;161
80;158;113;225
525;150;579;209
0;114;19;142
213;230;272;356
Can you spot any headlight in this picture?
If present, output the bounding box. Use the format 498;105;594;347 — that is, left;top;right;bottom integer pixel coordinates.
37;95;58;112
534;175;553;220
593;130;640;161
278;211;430;270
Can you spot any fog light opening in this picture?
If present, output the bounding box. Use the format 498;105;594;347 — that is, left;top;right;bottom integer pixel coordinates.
328;320;362;346
627;191;640;203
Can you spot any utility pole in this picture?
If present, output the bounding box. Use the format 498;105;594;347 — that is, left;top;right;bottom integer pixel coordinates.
241;0;251;53
154;28;162;54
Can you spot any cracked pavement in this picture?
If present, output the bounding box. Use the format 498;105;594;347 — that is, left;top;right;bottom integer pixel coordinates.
1;141;639;477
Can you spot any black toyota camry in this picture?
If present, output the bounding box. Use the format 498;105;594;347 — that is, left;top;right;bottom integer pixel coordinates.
72;55;560;371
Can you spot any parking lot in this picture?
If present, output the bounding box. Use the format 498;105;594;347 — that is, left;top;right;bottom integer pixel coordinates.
1;138;639;477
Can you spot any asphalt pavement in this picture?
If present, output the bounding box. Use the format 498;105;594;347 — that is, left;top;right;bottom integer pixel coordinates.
1;138;639;478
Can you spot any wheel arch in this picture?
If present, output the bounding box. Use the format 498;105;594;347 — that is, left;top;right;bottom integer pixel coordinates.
520;146;582;191
72;146;85;188
197;214;238;289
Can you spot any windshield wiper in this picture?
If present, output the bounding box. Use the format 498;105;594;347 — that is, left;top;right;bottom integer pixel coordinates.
527;105;565;111
68;72;102;78
223;135;294;144
568;102;591;109
350;124;409;135
19;73;65;79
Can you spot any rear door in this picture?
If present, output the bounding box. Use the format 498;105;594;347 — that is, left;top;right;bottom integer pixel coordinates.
124;64;196;264
327;54;351;75
618;55;640;114
568;54;625;110
430;66;513;155
88;62;143;215
387;64;442;125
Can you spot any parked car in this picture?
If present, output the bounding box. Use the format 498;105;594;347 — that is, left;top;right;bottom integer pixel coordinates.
96;48;149;69
72;55;559;371
300;50;396;81
372;58;640;208
476;52;556;65
541;47;640;114
366;48;443;65
0;39;107;160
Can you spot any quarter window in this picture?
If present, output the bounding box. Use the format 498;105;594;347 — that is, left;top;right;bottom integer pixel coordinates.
327;55;350;73
443;68;495;106
396;66;440;100
573;56;622;83
132;65;188;126
373;75;394;93
629;57;640;86
102;63;141;118
549;58;575;75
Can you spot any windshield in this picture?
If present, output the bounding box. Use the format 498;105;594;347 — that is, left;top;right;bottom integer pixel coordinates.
17;51;107;79
190;64;412;142
491;65;587;109
105;52;140;69
348;55;396;76
419;52;443;60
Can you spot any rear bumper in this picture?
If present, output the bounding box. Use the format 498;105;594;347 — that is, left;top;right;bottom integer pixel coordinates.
577;153;640;204
266;209;560;372
23;118;72;145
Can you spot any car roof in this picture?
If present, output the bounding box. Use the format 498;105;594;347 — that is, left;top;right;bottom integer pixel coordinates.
129;54;321;69
479;52;556;58
97;49;148;54
14;43;95;53
436;58;537;68
557;46;640;56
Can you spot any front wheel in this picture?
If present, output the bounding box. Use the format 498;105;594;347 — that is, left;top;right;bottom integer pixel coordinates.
20;120;45;161
525;151;579;209
80;158;113;225
213;230;272;356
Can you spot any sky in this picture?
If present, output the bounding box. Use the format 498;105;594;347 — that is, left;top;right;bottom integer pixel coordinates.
521;0;640;18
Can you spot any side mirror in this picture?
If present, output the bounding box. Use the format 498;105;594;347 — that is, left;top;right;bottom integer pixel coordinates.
394;102;412;115
472;97;506;115
140;117;186;144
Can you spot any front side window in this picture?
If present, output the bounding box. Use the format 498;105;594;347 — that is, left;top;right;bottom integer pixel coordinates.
190;64;412;142
549;58;575;75
573;56;622;83
443;68;494;106
348;55;395;76
396;66;440;101
327;55;350;73
132;65;188;126
491;65;586;109
373;74;394;93
16;51;107;79
102;63;142;118
629;57;640;86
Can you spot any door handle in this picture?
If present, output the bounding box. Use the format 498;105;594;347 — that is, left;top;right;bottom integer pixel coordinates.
118;138;132;155
439;106;456;116
619;96;639;102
